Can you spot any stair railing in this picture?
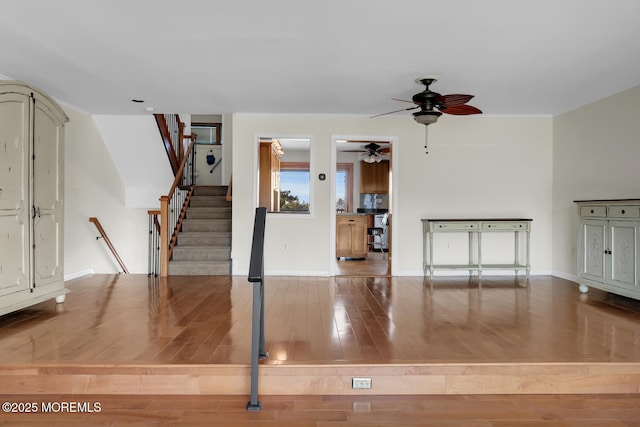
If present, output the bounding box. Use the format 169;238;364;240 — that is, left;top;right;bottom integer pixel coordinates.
157;136;196;276
148;210;161;276
89;217;130;274
154;114;181;174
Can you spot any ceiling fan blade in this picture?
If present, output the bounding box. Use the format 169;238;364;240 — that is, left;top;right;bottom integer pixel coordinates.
379;147;391;154
342;149;367;152
370;105;419;118
391;98;418;104
440;104;482;115
437;94;474;107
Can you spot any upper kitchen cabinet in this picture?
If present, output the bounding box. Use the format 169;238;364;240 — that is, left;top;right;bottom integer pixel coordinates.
360;160;389;194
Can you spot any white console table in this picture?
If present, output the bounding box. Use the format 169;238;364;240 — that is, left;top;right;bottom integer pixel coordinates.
421;219;532;279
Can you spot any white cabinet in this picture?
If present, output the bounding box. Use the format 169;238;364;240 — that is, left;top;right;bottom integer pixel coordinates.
575;199;640;300
0;81;68;316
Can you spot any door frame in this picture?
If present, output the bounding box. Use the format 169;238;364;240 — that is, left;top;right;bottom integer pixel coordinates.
330;134;399;276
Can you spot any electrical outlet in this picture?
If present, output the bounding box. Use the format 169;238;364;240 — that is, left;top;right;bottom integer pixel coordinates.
352;377;372;389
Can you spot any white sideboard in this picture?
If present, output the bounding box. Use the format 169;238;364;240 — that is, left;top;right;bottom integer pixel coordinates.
575;199;640;300
421;219;532;280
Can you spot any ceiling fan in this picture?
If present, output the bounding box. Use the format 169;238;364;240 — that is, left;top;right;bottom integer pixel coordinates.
342;142;390;163
373;76;482;126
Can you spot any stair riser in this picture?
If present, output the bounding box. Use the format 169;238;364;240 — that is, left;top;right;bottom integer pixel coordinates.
172;248;231;261
192;186;228;196
169;262;231;275
187;208;232;219
182;220;231;232
177;234;232;246
189;197;231;207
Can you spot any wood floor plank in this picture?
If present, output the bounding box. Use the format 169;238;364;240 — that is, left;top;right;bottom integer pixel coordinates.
2;273;632;366
0;394;637;426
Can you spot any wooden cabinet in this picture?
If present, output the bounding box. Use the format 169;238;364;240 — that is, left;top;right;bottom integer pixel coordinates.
360;160;389;194
0;81;68;316
258;141;281;212
336;215;368;258
575;199;640;300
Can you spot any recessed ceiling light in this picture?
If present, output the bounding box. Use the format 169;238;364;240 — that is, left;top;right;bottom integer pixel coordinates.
144;106;155;112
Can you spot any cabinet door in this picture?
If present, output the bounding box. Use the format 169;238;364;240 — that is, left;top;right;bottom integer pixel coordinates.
0;92;30;296
360;161;389;194
350;220;368;258
580;219;606;282
31;98;64;289
336;220;352;258
608;221;639;289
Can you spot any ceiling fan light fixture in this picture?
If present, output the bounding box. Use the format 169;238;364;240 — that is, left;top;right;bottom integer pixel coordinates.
413;110;442;126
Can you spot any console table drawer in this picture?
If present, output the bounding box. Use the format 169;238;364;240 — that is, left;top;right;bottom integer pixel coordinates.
608;206;640;219
481;222;529;231
431;221;477;231
580;206;607;217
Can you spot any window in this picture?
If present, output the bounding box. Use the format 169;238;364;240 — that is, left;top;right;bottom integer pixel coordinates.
192;123;221;144
336;163;353;213
279;164;310;212
257;137;311;214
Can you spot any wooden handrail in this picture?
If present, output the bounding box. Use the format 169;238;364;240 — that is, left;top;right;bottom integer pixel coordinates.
167;139;195;199
89;217;130;274
159;138;196;277
226;176;233;202
154;114;180;174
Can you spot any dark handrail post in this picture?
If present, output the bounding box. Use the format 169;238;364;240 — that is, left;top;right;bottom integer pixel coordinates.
247;207;268;411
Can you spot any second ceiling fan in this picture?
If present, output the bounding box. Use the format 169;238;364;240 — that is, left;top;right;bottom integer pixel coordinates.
342;142;390;163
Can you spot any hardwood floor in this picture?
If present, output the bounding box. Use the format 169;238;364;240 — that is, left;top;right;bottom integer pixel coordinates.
336;248;389;276
0;393;638;426
1;274;640;365
1;274;640;416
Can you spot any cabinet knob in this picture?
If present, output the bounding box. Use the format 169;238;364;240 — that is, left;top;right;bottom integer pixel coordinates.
590;209;594;214
621;209;626;214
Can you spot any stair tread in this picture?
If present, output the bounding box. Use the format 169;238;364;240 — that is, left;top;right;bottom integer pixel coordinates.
179;231;231;235
172;247;230;250
170;260;231;265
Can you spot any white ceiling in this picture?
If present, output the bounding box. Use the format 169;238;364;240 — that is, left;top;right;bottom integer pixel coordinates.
2;0;640;116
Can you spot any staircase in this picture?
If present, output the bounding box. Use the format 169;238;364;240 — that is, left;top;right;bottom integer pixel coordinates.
169;185;232;275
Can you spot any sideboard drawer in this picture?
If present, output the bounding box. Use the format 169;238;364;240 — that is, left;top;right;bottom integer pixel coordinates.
580;206;607;217
482;222;529;231
608;206;640;219
431;221;477;231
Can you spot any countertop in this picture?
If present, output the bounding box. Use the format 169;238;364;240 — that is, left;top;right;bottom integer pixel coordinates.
356;208;388;214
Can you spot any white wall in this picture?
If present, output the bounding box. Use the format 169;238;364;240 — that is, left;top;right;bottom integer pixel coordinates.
232;114;553;277
92;115;173;208
64;107;150;277
552;85;640;280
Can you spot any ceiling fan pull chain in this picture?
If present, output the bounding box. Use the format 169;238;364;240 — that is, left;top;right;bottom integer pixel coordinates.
424;126;429;155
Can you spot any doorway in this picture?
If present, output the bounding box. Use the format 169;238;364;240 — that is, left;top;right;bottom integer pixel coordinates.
334;138;393;277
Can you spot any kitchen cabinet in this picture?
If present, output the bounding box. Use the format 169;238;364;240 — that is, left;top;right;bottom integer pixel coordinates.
0;81;68;316
575;199;640;300
336;215;368;258
258;141;281;212
360;160;389;194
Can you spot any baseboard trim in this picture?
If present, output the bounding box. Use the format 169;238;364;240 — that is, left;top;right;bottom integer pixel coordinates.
64;269;95;281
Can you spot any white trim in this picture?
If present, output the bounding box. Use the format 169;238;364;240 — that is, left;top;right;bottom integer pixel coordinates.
253;133;315;218
330;133;399;276
64;269;95;281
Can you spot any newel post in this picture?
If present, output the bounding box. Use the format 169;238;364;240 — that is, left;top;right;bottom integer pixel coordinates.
159;195;170;277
